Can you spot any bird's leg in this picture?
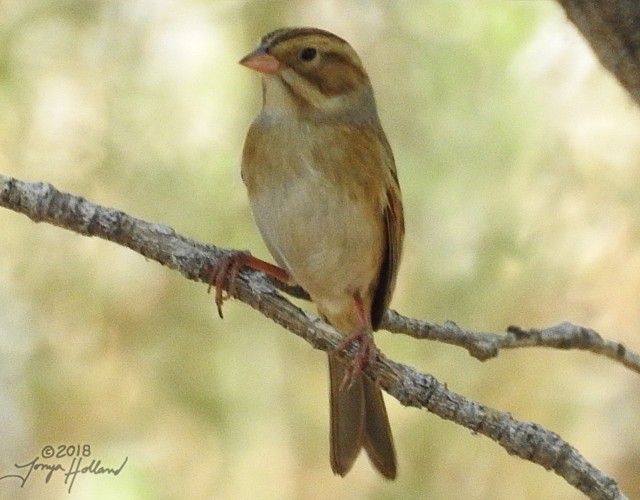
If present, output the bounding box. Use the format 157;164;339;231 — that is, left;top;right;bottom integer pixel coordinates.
334;292;377;391
207;251;290;318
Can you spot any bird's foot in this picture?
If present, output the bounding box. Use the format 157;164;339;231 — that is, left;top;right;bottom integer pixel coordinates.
207;251;251;318
207;251;290;318
335;329;377;391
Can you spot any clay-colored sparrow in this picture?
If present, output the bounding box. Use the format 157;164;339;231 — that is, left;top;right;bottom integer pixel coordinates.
236;27;404;479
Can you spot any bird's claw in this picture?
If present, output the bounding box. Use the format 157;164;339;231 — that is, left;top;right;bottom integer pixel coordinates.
207;251;251;318
335;329;376;391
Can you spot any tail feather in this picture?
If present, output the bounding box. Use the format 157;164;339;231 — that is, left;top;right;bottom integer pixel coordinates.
328;355;396;478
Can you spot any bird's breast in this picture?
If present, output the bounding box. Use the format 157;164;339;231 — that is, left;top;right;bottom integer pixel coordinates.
242;118;385;306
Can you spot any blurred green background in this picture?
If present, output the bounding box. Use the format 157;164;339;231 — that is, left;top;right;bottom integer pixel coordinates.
2;1;640;499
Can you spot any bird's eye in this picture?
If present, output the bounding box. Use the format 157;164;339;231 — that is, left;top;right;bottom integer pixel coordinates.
299;47;317;62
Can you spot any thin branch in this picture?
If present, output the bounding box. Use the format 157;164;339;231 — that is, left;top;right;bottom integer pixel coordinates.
384;313;640;374
272;273;640;374
0;174;630;500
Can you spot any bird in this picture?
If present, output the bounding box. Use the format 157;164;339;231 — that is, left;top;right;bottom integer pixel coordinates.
226;26;404;479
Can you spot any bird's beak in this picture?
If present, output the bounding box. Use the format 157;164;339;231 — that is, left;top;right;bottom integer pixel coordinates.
239;46;281;75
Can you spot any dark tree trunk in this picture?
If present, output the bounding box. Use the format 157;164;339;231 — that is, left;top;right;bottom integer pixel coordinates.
557;0;640;106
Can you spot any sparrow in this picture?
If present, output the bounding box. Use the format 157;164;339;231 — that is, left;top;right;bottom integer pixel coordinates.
230;27;404;479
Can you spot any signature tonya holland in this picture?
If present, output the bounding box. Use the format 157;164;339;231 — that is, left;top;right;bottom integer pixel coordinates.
0;445;128;494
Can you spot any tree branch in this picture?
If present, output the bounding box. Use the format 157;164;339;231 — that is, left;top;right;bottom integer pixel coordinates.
556;0;640;107
385;314;640;374
275;271;640;375
0;174;630;500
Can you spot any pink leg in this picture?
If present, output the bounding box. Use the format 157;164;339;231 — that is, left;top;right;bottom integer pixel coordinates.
334;292;377;390
208;251;290;318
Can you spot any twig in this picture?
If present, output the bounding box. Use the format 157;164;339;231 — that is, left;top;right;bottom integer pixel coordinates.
271;277;640;375
383;313;640;374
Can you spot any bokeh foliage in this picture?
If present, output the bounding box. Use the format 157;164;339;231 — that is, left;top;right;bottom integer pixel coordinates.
1;1;639;498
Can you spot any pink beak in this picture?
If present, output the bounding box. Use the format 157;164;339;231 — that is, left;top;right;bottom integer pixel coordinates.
239;48;281;75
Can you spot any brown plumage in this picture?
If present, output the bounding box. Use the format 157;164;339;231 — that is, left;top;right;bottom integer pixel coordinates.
239;27;404;479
